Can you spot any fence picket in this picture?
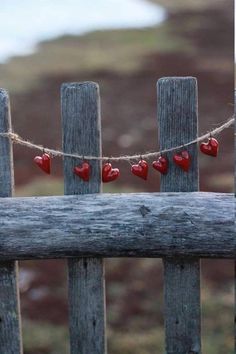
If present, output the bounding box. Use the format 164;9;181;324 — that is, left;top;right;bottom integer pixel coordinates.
61;82;106;354
0;89;22;353
234;91;235;352
158;77;201;353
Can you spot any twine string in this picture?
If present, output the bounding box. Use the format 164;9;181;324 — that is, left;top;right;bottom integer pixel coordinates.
0;116;234;162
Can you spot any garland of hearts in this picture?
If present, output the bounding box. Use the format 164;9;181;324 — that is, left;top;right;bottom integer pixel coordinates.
34;137;219;182
0;116;233;183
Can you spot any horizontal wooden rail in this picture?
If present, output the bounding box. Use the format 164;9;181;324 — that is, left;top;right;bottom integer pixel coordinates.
0;192;234;260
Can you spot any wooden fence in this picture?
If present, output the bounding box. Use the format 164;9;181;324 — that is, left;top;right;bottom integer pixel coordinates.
0;77;234;354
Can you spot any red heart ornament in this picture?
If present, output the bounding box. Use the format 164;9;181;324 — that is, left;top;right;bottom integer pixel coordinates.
74;162;90;181
152;156;168;175
131;160;148;180
200;137;219;157
173;150;190;172
102;163;120;183
34;153;51;174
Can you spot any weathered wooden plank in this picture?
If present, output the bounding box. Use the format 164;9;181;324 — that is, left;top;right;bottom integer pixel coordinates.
234;92;235;352
0;192;234;260
0;91;14;197
158;77;201;353
61;82;106;354
0;89;22;353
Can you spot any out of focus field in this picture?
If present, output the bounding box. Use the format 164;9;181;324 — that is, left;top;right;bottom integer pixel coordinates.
2;0;234;353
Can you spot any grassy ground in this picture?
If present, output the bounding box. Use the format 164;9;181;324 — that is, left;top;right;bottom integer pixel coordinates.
22;275;234;354
0;25;192;93
0;0;230;92
15;177;137;196
2;0;229;93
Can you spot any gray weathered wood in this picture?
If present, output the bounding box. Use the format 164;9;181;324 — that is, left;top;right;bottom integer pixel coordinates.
234;91;235;352
0;192;234;260
61;82;106;354
158;77;201;353
0;89;22;353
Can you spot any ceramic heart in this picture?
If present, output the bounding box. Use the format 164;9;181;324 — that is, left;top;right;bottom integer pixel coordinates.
173;150;190;172
131;160;148;180
34;153;51;174
200;137;219;157
102;163;119;183
74;162;90;181
152;156;168;175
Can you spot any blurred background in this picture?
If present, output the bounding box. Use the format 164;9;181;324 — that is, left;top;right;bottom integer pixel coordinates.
0;0;234;353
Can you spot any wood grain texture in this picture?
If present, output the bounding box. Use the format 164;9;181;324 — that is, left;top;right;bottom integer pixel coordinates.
234;91;235;352
0;89;22;353
61;82;106;354
0;192;234;260
158;77;201;354
0;89;14;197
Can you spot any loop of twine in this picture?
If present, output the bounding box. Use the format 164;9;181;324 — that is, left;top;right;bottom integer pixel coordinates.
0;116;234;162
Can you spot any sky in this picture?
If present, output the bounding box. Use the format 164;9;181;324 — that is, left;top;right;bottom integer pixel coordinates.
0;0;166;62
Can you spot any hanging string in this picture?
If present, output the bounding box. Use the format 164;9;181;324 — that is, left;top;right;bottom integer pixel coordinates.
0;116;234;162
